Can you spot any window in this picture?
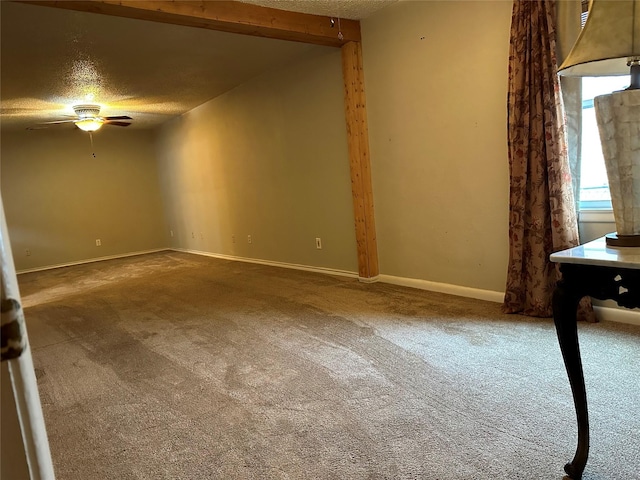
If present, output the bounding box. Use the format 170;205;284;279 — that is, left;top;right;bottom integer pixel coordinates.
576;0;629;212
579;76;630;211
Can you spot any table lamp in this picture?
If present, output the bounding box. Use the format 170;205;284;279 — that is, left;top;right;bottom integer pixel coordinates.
558;0;640;247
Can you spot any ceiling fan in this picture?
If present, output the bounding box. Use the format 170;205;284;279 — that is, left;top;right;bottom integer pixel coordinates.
28;104;132;132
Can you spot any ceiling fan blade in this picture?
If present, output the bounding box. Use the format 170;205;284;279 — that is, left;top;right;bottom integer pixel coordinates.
104;115;132;120
38;119;77;124
26;120;76;130
105;121;132;127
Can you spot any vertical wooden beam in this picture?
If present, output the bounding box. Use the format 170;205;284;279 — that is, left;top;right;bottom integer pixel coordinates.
341;41;379;280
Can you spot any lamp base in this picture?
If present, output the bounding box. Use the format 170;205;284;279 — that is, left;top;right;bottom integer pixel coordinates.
595;89;640;244
605;233;640;247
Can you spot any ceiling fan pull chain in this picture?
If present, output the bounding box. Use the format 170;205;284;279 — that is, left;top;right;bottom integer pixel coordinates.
89;132;96;158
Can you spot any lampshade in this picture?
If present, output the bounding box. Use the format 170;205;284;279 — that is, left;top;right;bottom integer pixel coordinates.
75;118;103;132
558;0;640;76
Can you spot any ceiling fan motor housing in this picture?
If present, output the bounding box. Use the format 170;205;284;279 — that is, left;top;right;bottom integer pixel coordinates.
73;104;101;118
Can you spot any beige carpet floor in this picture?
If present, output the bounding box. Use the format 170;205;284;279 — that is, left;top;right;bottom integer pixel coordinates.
18;251;640;479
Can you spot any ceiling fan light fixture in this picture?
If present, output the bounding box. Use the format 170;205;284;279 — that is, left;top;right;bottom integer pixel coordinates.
73;104;101;117
75;117;104;132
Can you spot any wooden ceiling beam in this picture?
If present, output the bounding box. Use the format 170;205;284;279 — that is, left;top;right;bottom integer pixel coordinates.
17;0;360;47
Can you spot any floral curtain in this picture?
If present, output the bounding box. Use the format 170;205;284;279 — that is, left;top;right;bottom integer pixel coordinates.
503;0;593;320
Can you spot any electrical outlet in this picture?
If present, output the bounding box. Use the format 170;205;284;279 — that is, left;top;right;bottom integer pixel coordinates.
170;230;174;237
247;235;252;244
95;239;102;246
25;249;31;257
316;237;322;249
232;235;236;243
192;232;195;239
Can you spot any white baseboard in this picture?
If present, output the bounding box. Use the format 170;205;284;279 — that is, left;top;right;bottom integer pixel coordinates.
378;275;639;326
171;248;359;279
16;249;169;275
378;274;504;303
594;305;640;326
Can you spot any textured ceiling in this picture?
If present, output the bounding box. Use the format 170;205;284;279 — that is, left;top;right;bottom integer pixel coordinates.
240;0;396;19
0;1;395;132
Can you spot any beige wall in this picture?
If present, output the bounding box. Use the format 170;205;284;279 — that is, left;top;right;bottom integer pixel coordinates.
1;128;168;271
361;0;513;292
156;49;358;272
157;0;516;291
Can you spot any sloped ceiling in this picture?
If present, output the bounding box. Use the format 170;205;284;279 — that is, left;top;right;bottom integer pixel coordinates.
0;0;395;132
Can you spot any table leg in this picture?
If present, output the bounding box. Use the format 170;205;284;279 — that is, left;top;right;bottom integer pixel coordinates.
552;281;589;480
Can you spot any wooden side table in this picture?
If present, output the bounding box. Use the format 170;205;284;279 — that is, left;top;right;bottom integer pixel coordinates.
550;236;640;479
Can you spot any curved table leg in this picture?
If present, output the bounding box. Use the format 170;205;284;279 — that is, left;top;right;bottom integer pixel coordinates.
552;280;589;480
